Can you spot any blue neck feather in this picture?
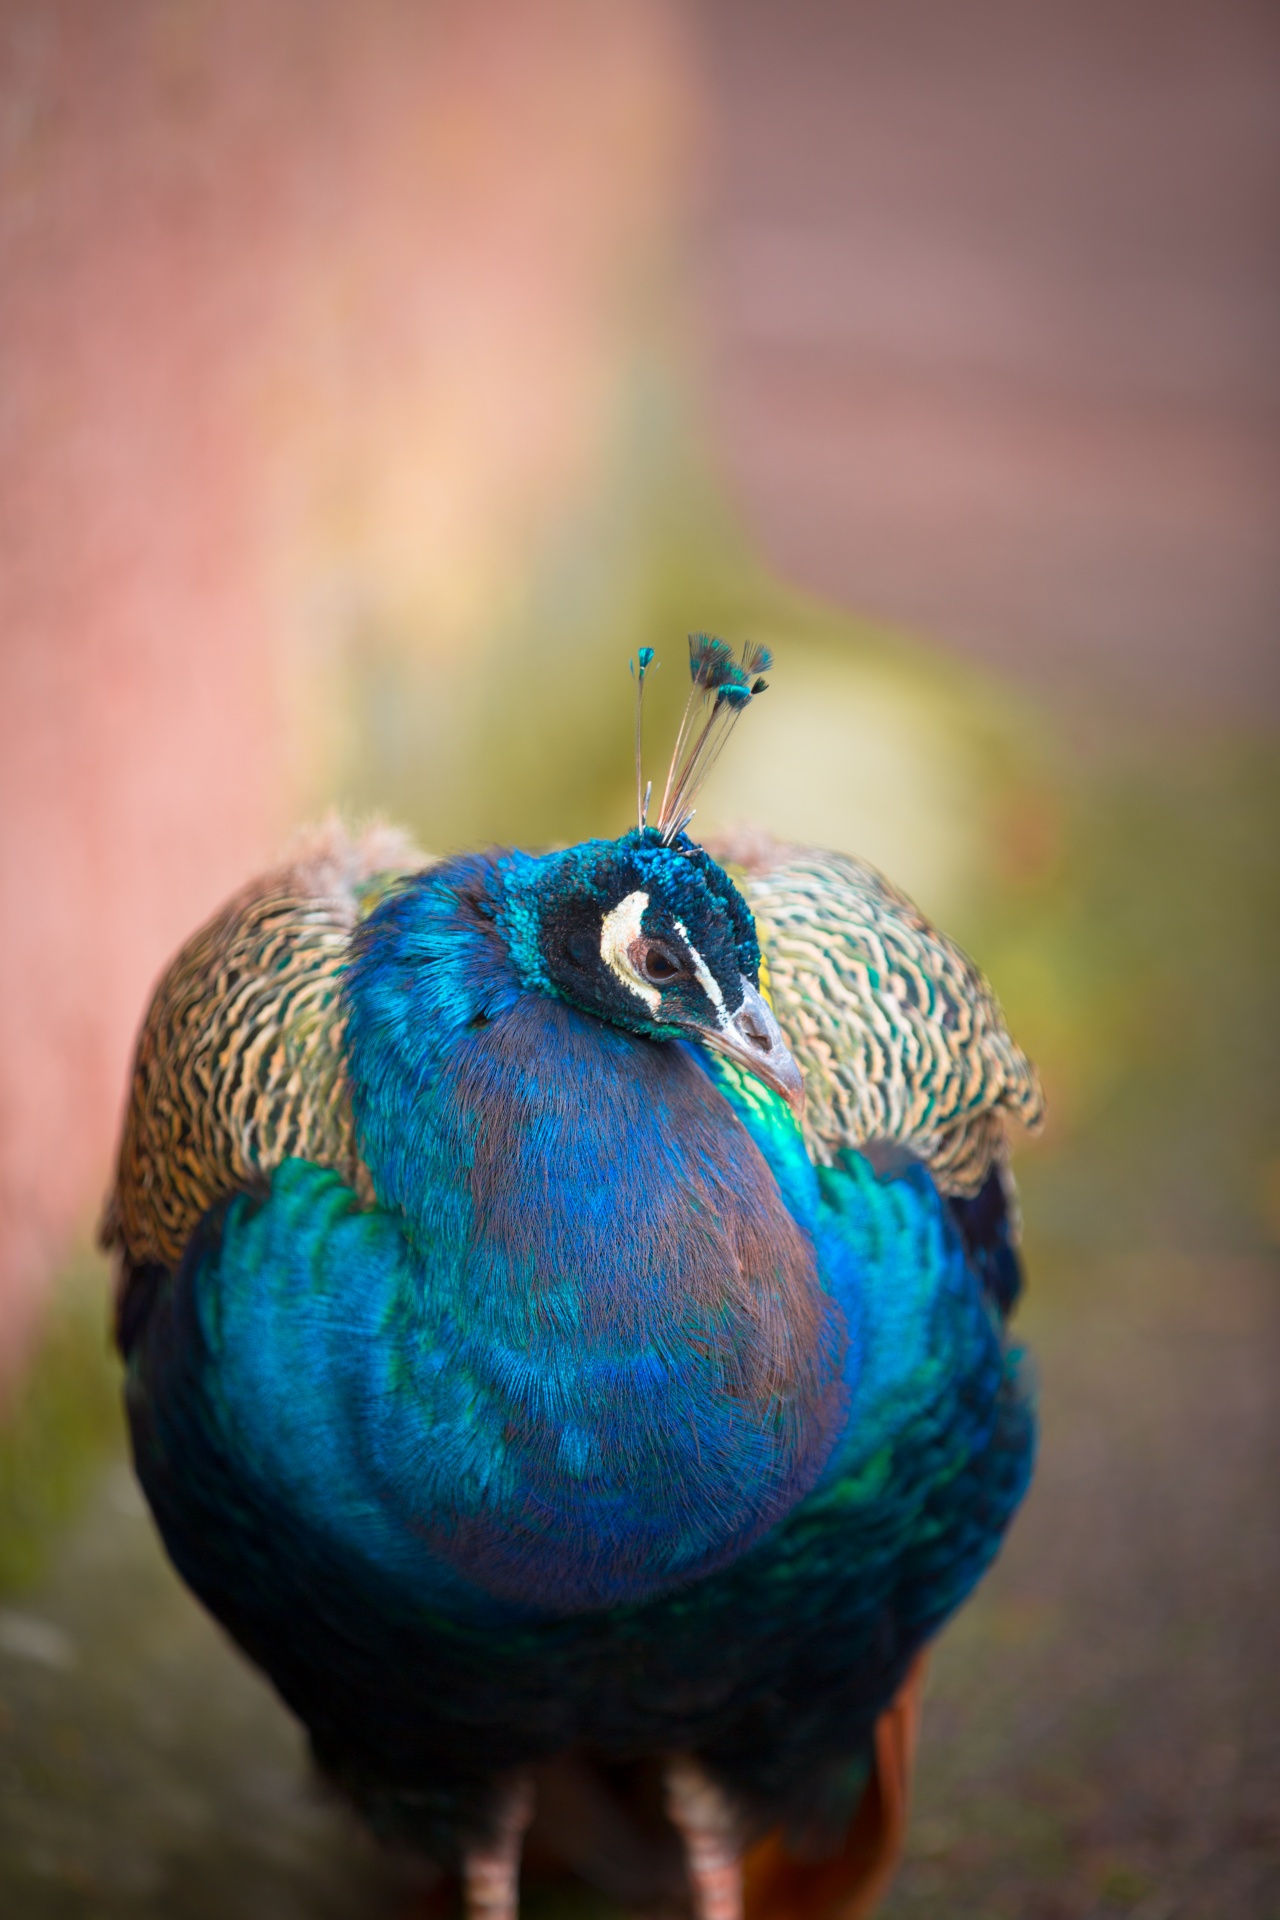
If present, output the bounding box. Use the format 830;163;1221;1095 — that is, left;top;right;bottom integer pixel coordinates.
341;854;851;1612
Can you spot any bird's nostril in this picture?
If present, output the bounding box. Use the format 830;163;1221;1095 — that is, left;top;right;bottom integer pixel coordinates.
740;1013;769;1048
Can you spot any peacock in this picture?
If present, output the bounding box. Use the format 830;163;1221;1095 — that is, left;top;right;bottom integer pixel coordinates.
101;638;1043;1920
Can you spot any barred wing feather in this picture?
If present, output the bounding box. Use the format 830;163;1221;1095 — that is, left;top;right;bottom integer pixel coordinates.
101;820;429;1278
708;832;1044;1197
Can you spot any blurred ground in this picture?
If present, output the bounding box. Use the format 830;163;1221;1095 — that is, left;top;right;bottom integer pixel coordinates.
2;1;1279;1917
4;1248;1277;1920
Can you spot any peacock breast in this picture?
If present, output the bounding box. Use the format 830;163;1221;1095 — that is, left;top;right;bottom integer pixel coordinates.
349;988;854;1614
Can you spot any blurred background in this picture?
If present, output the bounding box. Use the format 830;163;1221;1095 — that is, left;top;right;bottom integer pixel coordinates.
1;2;1277;1915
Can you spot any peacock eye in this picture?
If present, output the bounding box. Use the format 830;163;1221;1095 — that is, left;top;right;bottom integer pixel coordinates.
636;941;685;987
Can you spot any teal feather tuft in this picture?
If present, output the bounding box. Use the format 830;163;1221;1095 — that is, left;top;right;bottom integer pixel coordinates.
656;635;772;842
631;648;660;826
687;633;737;690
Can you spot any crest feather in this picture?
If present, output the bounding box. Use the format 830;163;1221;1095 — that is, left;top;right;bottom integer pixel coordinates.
652;635;772;843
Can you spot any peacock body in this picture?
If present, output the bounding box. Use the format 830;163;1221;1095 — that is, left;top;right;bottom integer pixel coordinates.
103;645;1042;1920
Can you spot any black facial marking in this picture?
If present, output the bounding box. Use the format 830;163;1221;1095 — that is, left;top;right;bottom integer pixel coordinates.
565;930;597;970
499;828;760;1041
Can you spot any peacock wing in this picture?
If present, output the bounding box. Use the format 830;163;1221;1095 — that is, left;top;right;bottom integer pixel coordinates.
101;819;431;1278
705;829;1044;1199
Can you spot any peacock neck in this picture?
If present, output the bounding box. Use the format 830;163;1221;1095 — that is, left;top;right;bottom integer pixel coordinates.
341;856;851;1614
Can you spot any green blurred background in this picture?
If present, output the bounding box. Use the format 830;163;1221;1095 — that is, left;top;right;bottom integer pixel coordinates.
2;3;1277;1916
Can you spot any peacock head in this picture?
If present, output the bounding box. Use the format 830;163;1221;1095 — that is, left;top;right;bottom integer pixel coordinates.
494;635;803;1111
496;828;804;1111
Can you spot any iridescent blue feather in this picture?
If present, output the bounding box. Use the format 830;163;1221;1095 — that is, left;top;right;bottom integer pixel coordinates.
122;843;1035;1862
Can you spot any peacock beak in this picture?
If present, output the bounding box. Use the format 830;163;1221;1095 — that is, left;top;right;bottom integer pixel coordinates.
701;979;806;1117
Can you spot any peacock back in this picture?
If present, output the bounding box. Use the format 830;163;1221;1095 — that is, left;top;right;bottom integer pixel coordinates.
104;821;1041;1286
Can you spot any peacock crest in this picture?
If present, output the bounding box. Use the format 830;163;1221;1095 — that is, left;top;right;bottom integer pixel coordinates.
632;634;771;842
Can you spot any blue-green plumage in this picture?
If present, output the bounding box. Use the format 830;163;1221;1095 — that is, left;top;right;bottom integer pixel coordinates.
120;836;1035;1875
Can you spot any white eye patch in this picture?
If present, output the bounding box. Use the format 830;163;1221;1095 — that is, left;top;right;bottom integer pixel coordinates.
599;890;661;1013
673;918;730;1028
598;896;731;1023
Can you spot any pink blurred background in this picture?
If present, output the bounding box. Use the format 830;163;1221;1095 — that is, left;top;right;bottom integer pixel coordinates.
0;0;693;1379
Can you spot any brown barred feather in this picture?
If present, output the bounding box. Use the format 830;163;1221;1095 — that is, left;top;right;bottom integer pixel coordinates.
100;819;430;1276
706;830;1044;1198
103;811;1038;1287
